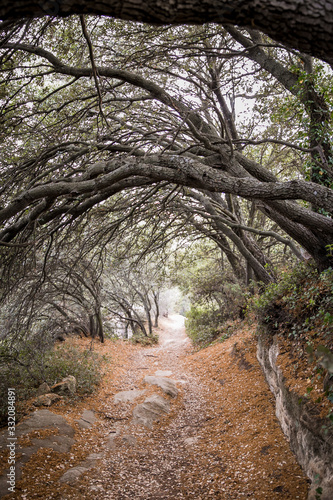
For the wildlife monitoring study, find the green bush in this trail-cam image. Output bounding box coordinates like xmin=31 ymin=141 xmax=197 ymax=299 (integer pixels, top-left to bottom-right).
xmin=251 ymin=262 xmax=333 ymax=421
xmin=129 ymin=334 xmax=159 ymax=346
xmin=185 ymin=305 xmax=225 ymax=345
xmin=0 ymin=342 xmax=106 ymax=427
xmin=43 ymin=345 xmax=105 ymax=393
xmin=251 ymin=262 xmax=333 ymax=342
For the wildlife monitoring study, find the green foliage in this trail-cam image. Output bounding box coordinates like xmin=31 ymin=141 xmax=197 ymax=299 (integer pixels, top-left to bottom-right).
xmin=129 ymin=334 xmax=159 ymax=346
xmin=326 ymin=244 xmax=333 ymax=257
xmin=251 ymin=261 xmax=333 ymax=416
xmin=315 ymin=487 xmax=323 ymax=500
xmin=43 ymin=344 xmax=106 ymax=393
xmin=173 ymin=240 xmax=246 ymax=342
xmin=306 ymin=344 xmax=333 ymax=420
xmin=252 ymin=262 xmax=333 ymax=342
xmin=306 ymin=345 xmax=333 ymax=373
xmin=265 ymin=62 xmax=333 ymax=190
xmin=185 ymin=305 xmax=226 ymax=346
xmin=0 ymin=341 xmax=106 ymax=427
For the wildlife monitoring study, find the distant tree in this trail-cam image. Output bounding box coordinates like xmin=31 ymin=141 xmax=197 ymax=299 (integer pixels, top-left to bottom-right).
xmin=171 ymin=238 xmax=245 ymax=344
xmin=102 ymin=239 xmax=169 ymax=337
xmin=0 ymin=251 xmax=105 ymax=344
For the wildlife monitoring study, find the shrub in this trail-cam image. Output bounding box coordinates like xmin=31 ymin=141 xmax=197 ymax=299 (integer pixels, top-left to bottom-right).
xmin=185 ymin=305 xmax=225 ymax=345
xmin=0 ymin=341 xmax=106 ymax=427
xmin=129 ymin=334 xmax=159 ymax=346
xmin=252 ymin=262 xmax=333 ymax=343
xmin=43 ymin=344 xmax=105 ymax=393
xmin=251 ymin=262 xmax=333 ymax=418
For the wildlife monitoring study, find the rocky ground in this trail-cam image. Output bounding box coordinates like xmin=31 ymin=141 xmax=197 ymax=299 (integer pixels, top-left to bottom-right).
xmin=0 ymin=315 xmax=309 ymax=499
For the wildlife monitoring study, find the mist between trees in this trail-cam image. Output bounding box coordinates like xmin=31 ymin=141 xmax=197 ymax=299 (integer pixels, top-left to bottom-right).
xmin=0 ymin=15 xmax=333 ymax=365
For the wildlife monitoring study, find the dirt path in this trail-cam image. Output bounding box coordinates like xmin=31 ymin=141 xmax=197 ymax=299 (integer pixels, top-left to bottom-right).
xmin=0 ymin=315 xmax=310 ymax=499
xmin=84 ymin=314 xmax=213 ymax=499
xmin=79 ymin=315 xmax=309 ymax=500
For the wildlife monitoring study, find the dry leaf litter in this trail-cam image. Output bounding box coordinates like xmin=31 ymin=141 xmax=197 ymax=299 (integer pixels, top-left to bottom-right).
xmin=0 ymin=314 xmax=310 ymax=499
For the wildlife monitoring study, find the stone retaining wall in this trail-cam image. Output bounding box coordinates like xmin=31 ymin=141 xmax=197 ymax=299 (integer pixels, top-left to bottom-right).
xmin=257 ymin=335 xmax=333 ymax=500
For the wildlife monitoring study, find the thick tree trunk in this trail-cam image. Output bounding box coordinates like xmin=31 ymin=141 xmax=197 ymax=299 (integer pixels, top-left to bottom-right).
xmin=144 ymin=301 xmax=153 ymax=336
xmin=1 ymin=1 xmax=333 ymax=65
xmin=260 ymin=200 xmax=333 ymax=271
xmin=133 ymin=288 xmax=153 ymax=335
xmin=123 ymin=309 xmax=136 ymax=337
xmin=96 ymin=308 xmax=104 ymax=343
xmin=88 ymin=309 xmax=104 ymax=342
xmin=89 ymin=313 xmax=97 ymax=339
xmin=153 ymin=291 xmax=159 ymax=328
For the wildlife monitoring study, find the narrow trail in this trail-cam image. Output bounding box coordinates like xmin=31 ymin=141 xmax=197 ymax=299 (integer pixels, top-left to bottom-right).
xmin=0 ymin=315 xmax=309 ymax=499
xmin=79 ymin=315 xmax=309 ymax=500
xmin=85 ymin=314 xmax=214 ymax=499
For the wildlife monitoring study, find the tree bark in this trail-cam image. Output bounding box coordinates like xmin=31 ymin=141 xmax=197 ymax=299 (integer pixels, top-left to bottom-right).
xmin=1 ymin=1 xmax=333 ymax=65
xmin=153 ymin=291 xmax=159 ymax=328
xmin=138 ymin=293 xmax=153 ymax=336
xmin=187 ymin=191 xmax=274 ymax=283
xmin=96 ymin=308 xmax=104 ymax=343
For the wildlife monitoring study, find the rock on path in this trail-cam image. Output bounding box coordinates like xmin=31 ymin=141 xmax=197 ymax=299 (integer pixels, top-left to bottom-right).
xmin=144 ymin=375 xmax=179 ymax=398
xmin=132 ymin=394 xmax=171 ymax=429
xmin=0 ymin=410 xmax=75 ymax=497
xmin=113 ymin=389 xmax=146 ymax=404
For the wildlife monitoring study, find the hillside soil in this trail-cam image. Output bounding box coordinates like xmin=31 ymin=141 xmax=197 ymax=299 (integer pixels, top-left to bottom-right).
xmin=0 ymin=315 xmax=310 ymax=499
